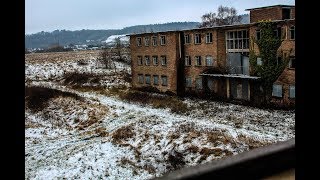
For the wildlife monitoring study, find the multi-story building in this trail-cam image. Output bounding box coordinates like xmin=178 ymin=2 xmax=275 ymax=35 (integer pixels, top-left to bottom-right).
xmin=129 ymin=5 xmax=295 ymax=108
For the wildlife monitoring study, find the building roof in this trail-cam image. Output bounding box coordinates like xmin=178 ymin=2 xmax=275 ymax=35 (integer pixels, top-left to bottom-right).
xmin=127 ymin=19 xmax=295 ymax=36
xmin=245 ymin=4 xmax=295 ymax=11
xmin=200 ymin=73 xmax=261 ymax=80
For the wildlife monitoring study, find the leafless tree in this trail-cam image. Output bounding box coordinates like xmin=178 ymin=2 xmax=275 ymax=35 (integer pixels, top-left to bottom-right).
xmin=199 ymin=5 xmax=242 ymax=28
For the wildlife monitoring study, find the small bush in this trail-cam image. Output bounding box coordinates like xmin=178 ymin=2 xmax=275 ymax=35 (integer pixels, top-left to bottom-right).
xmin=63 ymin=72 xmax=91 ymax=85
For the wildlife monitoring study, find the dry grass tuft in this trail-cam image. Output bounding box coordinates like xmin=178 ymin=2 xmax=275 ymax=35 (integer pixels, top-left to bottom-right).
xmin=111 ymin=126 xmax=136 ymax=144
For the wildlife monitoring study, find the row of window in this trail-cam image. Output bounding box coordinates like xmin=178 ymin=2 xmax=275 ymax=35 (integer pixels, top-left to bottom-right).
xmin=272 ymin=84 xmax=295 ymax=98
xmin=185 ymin=76 xmax=203 ymax=89
xmin=226 ymin=30 xmax=250 ymax=50
xmin=185 ymin=55 xmax=214 ymax=66
xmin=137 ymin=55 xmax=167 ymax=66
xmin=136 ymin=33 xmax=214 ymax=47
xmin=184 ymin=33 xmax=213 ymax=44
xmin=138 ymin=74 xmax=168 ymax=86
xmin=256 ymin=57 xmax=296 ymax=69
xmin=137 ymin=36 xmax=166 ymax=47
xmin=256 ymin=26 xmax=295 ymax=40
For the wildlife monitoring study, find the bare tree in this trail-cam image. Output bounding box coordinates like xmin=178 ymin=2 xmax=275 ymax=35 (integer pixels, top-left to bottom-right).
xmin=199 ymin=5 xmax=242 ymax=28
xmin=98 ymin=48 xmax=115 ymax=70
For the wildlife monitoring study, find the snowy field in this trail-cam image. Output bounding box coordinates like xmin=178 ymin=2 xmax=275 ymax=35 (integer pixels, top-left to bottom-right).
xmin=25 ymin=51 xmax=295 ymax=179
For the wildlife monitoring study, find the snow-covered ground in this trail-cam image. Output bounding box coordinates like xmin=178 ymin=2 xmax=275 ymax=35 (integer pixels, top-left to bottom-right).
xmin=25 ymin=52 xmax=295 ymax=179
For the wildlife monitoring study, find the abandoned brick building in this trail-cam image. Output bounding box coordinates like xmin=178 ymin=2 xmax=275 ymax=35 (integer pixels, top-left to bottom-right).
xmin=129 ymin=5 xmax=295 ymax=108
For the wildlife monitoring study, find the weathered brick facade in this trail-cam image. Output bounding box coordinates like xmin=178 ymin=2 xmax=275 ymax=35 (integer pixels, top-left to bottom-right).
xmin=130 ymin=31 xmax=181 ymax=93
xmin=129 ymin=5 xmax=295 ymax=108
xmin=247 ymin=5 xmax=295 ymax=23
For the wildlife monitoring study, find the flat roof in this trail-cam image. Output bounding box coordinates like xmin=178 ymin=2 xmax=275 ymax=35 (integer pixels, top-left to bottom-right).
xmin=245 ymin=4 xmax=295 ymax=11
xmin=127 ymin=18 xmax=295 ymax=36
xmin=200 ymin=73 xmax=261 ymax=80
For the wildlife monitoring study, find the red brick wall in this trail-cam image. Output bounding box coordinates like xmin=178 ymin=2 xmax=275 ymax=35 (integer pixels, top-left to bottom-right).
xmin=183 ymin=29 xmax=218 ymax=92
xmin=130 ymin=31 xmax=180 ymax=93
xmin=250 ymin=7 xmax=282 ymax=23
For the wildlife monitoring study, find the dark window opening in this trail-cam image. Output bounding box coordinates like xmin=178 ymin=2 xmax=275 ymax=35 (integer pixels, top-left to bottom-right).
xmin=282 ymin=8 xmax=291 ymax=19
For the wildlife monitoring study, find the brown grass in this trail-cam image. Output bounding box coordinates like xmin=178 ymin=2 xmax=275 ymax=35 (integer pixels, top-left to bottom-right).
xmin=237 ymin=134 xmax=271 ymax=150
xmin=25 ymin=86 xmax=83 ymax=112
xmin=111 ymin=126 xmax=136 ymax=144
xmin=118 ymin=90 xmax=190 ymax=114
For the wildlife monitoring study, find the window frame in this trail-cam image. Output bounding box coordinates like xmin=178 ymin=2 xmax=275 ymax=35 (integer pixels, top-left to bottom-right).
xmin=288 ymin=57 xmax=295 ymax=69
xmin=137 ymin=37 xmax=142 ymax=47
xmin=289 ymin=85 xmax=295 ymax=98
xmin=206 ymin=32 xmax=213 ymax=43
xmin=185 ymin=56 xmax=191 ymax=66
xmin=160 ymin=35 xmax=166 ymax=45
xmin=161 ymin=75 xmax=168 ymax=86
xmin=137 ymin=56 xmax=143 ymax=66
xmin=152 ymin=36 xmax=157 ymax=46
xmin=205 ymin=55 xmax=213 ymax=66
xmin=196 ymin=77 xmax=203 ymax=90
xmin=194 ymin=33 xmax=201 ymax=44
xmin=144 ymin=36 xmax=150 ymax=46
xmin=195 ymin=56 xmax=202 ymax=66
xmin=272 ymin=84 xmax=283 ymax=98
xmin=153 ymin=75 xmax=159 ymax=85
xmin=289 ymin=26 xmax=295 ymax=40
xmin=185 ymin=77 xmax=192 ymax=88
xmin=161 ymin=56 xmax=167 ymax=66
xmin=145 ymin=74 xmax=151 ymax=85
xmin=184 ymin=34 xmax=191 ymax=44
xmin=152 ymin=56 xmax=158 ymax=66
xmin=145 ymin=56 xmax=150 ymax=66
xmin=138 ymin=74 xmax=144 ymax=84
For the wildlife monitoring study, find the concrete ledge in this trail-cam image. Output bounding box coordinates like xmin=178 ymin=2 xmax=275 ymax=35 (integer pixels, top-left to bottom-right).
xmin=155 ymin=138 xmax=295 ymax=180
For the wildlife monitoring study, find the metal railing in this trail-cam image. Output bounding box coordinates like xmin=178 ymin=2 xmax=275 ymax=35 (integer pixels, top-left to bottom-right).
xmin=154 ymin=138 xmax=295 ymax=180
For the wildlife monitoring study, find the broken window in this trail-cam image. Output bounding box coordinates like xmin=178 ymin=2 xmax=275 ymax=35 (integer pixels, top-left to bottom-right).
xmin=152 ymin=36 xmax=157 ymax=46
xmin=137 ymin=56 xmax=143 ymax=66
xmin=196 ymin=77 xmax=203 ymax=90
xmin=145 ymin=56 xmax=150 ymax=66
xmin=288 ymin=58 xmax=295 ymax=69
xmin=160 ymin=35 xmax=166 ymax=45
xmin=207 ymin=79 xmax=214 ymax=91
xmin=195 ymin=56 xmax=202 ymax=66
xmin=145 ymin=75 xmax=151 ymax=85
xmin=282 ymin=8 xmax=291 ymax=19
xmin=272 ymin=84 xmax=283 ymax=97
xmin=185 ymin=77 xmax=192 ymax=87
xmin=138 ymin=74 xmax=144 ymax=84
xmin=195 ymin=34 xmax=201 ymax=44
xmin=185 ymin=56 xmax=191 ymax=66
xmin=206 ymin=32 xmax=213 ymax=43
xmin=161 ymin=75 xmax=168 ymax=86
xmin=289 ymin=85 xmax=295 ymax=98
xmin=290 ymin=26 xmax=295 ymax=40
xmin=153 ymin=75 xmax=159 ymax=85
xmin=161 ymin=56 xmax=167 ymax=66
xmin=185 ymin=34 xmax=190 ymax=44
xmin=206 ymin=56 xmax=213 ymax=66
xmin=152 ymin=56 xmax=158 ymax=65
xmin=137 ymin=37 xmax=142 ymax=46
xmin=226 ymin=30 xmax=249 ymax=50
xmin=144 ymin=37 xmax=150 ymax=46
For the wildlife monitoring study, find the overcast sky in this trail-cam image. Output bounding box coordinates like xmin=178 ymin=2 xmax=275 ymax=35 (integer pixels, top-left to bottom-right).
xmin=25 ymin=0 xmax=295 ymax=34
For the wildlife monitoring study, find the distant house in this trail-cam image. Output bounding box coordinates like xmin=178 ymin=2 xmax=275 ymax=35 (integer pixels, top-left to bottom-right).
xmin=128 ymin=5 xmax=295 ymax=108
